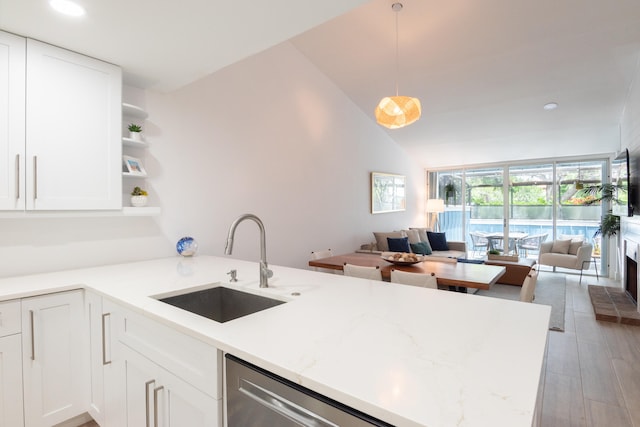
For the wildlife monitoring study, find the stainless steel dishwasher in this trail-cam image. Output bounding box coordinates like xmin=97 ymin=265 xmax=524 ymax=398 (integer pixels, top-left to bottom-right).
xmin=225 ymin=354 xmax=395 ymax=426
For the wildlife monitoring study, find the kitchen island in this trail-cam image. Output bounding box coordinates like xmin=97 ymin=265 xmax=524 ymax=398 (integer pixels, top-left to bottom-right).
xmin=0 ymin=256 xmax=550 ymax=426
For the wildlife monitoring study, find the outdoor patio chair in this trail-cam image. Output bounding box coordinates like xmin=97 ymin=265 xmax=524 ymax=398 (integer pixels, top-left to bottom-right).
xmin=469 ymin=231 xmax=489 ymax=258
xmin=518 ymin=233 xmax=549 ymax=258
xmin=487 ymin=235 xmax=516 ymax=254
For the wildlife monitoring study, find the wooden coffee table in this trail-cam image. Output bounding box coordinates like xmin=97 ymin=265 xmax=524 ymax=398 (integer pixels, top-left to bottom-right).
xmin=308 ymin=253 xmax=505 ymax=291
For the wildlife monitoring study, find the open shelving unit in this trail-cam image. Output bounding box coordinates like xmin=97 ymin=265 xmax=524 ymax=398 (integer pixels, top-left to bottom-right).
xmin=122 ymin=102 xmax=160 ymax=217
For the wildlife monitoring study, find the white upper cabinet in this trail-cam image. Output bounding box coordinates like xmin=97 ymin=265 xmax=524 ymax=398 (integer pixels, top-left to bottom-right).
xmin=0 ymin=31 xmax=26 ymax=210
xmin=25 ymin=39 xmax=122 ymax=210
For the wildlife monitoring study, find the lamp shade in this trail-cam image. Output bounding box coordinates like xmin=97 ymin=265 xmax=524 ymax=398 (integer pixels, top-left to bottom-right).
xmin=426 ymin=198 xmax=445 ymax=213
xmin=375 ymin=96 xmax=422 ymax=129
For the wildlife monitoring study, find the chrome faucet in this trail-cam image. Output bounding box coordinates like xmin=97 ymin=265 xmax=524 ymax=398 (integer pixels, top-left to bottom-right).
xmin=224 ymin=214 xmax=273 ymax=288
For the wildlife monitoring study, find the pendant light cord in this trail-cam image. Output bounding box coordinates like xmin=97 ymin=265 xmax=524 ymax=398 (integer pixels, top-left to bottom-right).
xmin=394 ymin=3 xmax=401 ymax=96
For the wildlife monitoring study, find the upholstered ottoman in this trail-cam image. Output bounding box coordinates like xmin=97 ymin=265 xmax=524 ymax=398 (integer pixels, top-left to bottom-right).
xmin=483 ymin=258 xmax=536 ymax=286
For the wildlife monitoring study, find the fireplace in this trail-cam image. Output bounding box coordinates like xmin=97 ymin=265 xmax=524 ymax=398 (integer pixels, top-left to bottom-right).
xmin=625 ymin=239 xmax=639 ymax=303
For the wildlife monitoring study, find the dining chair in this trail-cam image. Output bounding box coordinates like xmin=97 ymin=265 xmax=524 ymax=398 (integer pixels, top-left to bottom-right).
xmin=310 ymin=249 xmax=340 ymax=274
xmin=519 ymin=268 xmax=538 ymax=302
xmin=390 ymin=269 xmax=438 ymax=289
xmin=343 ymin=263 xmax=382 ymax=281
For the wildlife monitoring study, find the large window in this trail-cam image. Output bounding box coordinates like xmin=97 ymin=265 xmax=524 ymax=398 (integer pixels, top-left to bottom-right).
xmin=428 ymin=158 xmax=607 ymax=274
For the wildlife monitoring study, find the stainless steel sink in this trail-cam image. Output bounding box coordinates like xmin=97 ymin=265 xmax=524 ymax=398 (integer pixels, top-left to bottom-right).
xmin=157 ymin=286 xmax=285 ymax=323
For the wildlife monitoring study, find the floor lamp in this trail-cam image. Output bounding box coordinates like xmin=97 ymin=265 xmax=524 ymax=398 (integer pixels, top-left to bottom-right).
xmin=426 ymin=199 xmax=445 ymax=232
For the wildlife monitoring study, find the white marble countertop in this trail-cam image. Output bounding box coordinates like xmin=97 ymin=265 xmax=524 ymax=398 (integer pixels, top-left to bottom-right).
xmin=0 ymin=255 xmax=550 ymax=427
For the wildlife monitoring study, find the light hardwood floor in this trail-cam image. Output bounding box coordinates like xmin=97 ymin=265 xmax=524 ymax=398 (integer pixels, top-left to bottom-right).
xmin=538 ymin=271 xmax=640 ymax=427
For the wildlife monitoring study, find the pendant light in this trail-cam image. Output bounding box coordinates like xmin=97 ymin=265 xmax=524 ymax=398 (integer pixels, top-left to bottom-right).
xmin=375 ymin=2 xmax=421 ymax=129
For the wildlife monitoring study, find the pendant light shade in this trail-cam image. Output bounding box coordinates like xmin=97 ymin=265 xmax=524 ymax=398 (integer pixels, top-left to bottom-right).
xmin=375 ymin=3 xmax=421 ymax=129
xmin=375 ymin=96 xmax=422 ymax=129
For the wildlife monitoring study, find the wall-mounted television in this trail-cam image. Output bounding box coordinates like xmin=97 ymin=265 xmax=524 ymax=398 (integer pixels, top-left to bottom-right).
xmin=612 ymin=148 xmax=633 ymax=217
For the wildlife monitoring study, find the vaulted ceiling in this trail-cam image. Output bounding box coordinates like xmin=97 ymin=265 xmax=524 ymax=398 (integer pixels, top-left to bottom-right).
xmin=2 ymin=0 xmax=640 ymax=167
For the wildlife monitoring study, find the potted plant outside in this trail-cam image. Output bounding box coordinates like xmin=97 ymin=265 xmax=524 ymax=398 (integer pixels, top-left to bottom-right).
xmin=576 ymin=183 xmax=622 ymax=239
xmin=577 ymin=183 xmax=622 ymax=272
xmin=444 ymin=182 xmax=457 ymax=206
xmin=130 ymin=186 xmax=148 ymax=207
xmin=128 ymin=123 xmax=142 ymax=141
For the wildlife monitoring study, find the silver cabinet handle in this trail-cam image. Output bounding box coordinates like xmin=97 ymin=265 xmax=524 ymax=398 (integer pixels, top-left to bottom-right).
xmin=33 ymin=156 xmax=37 ymax=200
xmin=29 ymin=310 xmax=35 ymax=360
xmin=145 ymin=380 xmax=155 ymax=427
xmin=101 ymin=313 xmax=111 ymax=365
xmin=15 ymin=154 xmax=19 ymax=200
xmin=239 ymin=378 xmax=338 ymax=427
xmin=153 ymin=385 xmax=164 ymax=427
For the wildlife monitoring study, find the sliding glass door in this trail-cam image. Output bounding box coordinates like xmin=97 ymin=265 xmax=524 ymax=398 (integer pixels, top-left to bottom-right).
xmin=429 ymin=158 xmax=607 ymax=275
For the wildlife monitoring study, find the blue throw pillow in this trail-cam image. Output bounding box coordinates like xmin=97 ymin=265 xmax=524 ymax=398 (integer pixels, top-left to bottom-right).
xmin=410 ymin=241 xmax=432 ymax=255
xmin=387 ymin=237 xmax=411 ymax=253
xmin=427 ymin=232 xmax=449 ymax=251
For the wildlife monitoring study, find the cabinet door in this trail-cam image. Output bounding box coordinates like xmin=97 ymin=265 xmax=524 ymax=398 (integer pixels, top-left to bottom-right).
xmin=22 ymin=290 xmax=89 ymax=427
xmin=86 ymin=291 xmax=112 ymax=426
xmin=119 ymin=345 xmax=220 ymax=427
xmin=0 ymin=31 xmax=25 ymax=210
xmin=0 ymin=334 xmax=24 ymax=426
xmin=25 ymin=39 xmax=122 ymax=210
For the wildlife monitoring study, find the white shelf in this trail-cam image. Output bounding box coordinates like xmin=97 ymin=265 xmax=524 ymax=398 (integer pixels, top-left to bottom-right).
xmin=122 ymin=103 xmax=148 ymax=119
xmin=122 ymin=207 xmax=161 ymax=216
xmin=123 ymin=172 xmax=147 ymax=179
xmin=0 ymin=207 xmax=161 ymax=218
xmin=122 ymin=137 xmax=148 ymax=148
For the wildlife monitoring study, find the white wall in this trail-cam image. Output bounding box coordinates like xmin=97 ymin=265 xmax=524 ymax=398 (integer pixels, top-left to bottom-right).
xmin=146 ymin=41 xmax=425 ymax=270
xmin=621 ymin=69 xmax=640 ymax=153
xmin=0 ymin=41 xmax=424 ymax=278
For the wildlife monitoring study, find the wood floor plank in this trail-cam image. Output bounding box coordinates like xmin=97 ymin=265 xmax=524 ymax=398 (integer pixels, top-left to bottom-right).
xmin=585 ymin=399 xmax=632 ymax=427
xmin=612 ymin=358 xmax=640 ymax=426
xmin=546 ymin=330 xmax=581 ymax=378
xmin=602 ymin=322 xmax=640 ymax=363
xmin=578 ymin=339 xmax=626 ymax=407
xmin=571 ymin=279 xmax=600 ymax=314
xmin=574 ymin=311 xmax=608 ymax=346
xmin=540 ymin=371 xmax=586 ymax=427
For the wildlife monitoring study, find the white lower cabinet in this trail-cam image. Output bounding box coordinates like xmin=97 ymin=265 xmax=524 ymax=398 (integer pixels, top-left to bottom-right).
xmin=0 ymin=299 xmax=24 ymax=426
xmin=22 ymin=290 xmax=88 ymax=427
xmin=98 ymin=296 xmax=222 ymax=427
xmin=86 ymin=291 xmax=112 ymax=426
xmin=120 ymin=345 xmax=219 ymax=426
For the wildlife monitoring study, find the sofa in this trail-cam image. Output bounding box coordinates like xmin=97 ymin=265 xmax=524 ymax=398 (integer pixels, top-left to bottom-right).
xmin=538 ymin=239 xmax=593 ymax=282
xmin=356 ymin=228 xmax=467 ymax=260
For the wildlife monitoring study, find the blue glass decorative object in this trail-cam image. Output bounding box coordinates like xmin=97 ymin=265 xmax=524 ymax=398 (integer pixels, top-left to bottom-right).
xmin=176 ymin=236 xmax=198 ymax=257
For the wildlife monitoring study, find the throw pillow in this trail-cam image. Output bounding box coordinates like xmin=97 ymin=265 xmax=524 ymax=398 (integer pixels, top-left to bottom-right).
xmin=387 ymin=237 xmax=411 ymax=253
xmin=427 ymin=232 xmax=449 ymax=251
xmin=373 ymin=231 xmax=405 ymax=252
xmin=568 ymin=240 xmax=583 ymax=255
xmin=402 ymin=229 xmax=421 ymax=244
xmin=410 ymin=227 xmax=432 ymax=243
xmin=410 ymin=241 xmax=432 ymax=255
xmin=551 ymin=239 xmax=571 ymax=254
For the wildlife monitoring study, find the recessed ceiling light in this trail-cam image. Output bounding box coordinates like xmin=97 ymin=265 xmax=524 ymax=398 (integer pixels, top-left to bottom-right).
xmin=49 ymin=0 xmax=85 ymax=17
xmin=543 ymin=102 xmax=558 ymax=111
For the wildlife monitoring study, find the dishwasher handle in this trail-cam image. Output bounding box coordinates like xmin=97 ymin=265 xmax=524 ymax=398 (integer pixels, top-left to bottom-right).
xmin=239 ymin=378 xmax=339 ymax=427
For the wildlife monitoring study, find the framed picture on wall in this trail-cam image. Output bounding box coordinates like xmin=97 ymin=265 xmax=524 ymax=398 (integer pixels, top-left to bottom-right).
xmin=371 ymin=172 xmax=406 ymax=214
xmin=122 ymin=155 xmax=147 ymax=177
